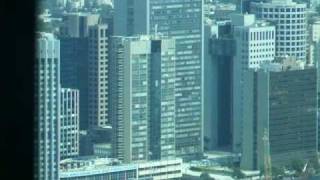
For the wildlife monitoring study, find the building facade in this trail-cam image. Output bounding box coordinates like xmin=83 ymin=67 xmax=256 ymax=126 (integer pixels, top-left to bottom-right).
xmin=111 ymin=35 xmax=176 ymax=163
xmin=60 ymin=37 xmax=88 ymax=130
xmin=137 ymin=158 xmax=183 ymax=180
xmin=251 ymin=0 xmax=307 ymax=60
xmin=60 ymin=88 xmax=80 ymax=159
xmin=241 ymin=59 xmax=318 ymax=170
xmin=88 ymin=23 xmax=112 ymax=128
xmin=231 ymin=14 xmax=276 ymax=155
xmin=60 ymin=157 xmax=137 ymax=180
xmin=35 ymin=32 xmax=61 ymax=180
xmin=209 ymin=21 xmax=235 ymax=150
xmin=60 ymin=13 xmax=100 ymax=38
xmin=114 ymin=0 xmax=204 ymax=160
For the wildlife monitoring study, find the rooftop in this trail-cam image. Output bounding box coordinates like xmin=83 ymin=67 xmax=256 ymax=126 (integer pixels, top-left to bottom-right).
xmin=259 ymin=57 xmax=310 ymax=72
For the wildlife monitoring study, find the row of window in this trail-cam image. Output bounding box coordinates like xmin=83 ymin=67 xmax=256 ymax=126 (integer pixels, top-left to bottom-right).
xmin=259 ymin=7 xmax=306 ymax=13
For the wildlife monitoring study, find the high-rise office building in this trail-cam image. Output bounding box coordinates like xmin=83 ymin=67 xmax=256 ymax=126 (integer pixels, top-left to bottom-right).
xmin=240 ymin=58 xmax=318 ymax=170
xmin=88 ymin=23 xmax=111 ymax=128
xmin=60 ymin=37 xmax=88 ymax=130
xmin=209 ymin=20 xmax=235 ymax=150
xmin=35 ymin=32 xmax=61 ymax=180
xmin=204 ymin=20 xmax=218 ymax=151
xmin=111 ymin=35 xmax=176 ymax=163
xmin=60 ymin=88 xmax=80 ymax=159
xmin=251 ymin=0 xmax=307 ymax=60
xmin=231 ymin=14 xmax=276 ymax=154
xmin=59 ymin=13 xmax=100 ymax=130
xmin=114 ymin=0 xmax=203 ymax=160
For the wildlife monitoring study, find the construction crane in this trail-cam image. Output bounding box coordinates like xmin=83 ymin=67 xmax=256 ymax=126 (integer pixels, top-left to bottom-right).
xmin=263 ymin=128 xmax=272 ymax=180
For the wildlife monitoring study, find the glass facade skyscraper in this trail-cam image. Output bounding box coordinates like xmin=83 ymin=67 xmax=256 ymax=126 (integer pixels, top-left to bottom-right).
xmin=114 ymin=0 xmax=204 ymax=160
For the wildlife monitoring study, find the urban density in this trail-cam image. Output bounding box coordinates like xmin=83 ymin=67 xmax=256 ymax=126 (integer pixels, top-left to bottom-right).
xmin=35 ymin=0 xmax=320 ymax=179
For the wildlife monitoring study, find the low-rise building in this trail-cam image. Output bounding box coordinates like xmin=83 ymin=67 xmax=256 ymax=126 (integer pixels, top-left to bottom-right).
xmin=60 ymin=157 xmax=136 ymax=180
xmin=60 ymin=157 xmax=183 ymax=180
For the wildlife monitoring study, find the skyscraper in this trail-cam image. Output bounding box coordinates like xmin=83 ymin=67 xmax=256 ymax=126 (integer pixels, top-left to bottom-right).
xmin=241 ymin=58 xmax=318 ymax=170
xmin=59 ymin=13 xmax=100 ymax=130
xmin=88 ymin=23 xmax=111 ymax=129
xmin=35 ymin=32 xmax=60 ymax=180
xmin=251 ymin=0 xmax=307 ymax=60
xmin=111 ymin=35 xmax=176 ymax=163
xmin=60 ymin=88 xmax=79 ymax=160
xmin=209 ymin=20 xmax=235 ymax=150
xmin=231 ymin=13 xmax=276 ymax=154
xmin=114 ymin=0 xmax=204 ymax=160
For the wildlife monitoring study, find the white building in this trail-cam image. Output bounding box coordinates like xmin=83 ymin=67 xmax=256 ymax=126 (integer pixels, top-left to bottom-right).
xmin=251 ymin=0 xmax=307 ymax=60
xmin=60 ymin=88 xmax=79 ymax=159
xmin=35 ymin=32 xmax=61 ymax=180
xmin=230 ymin=14 xmax=276 ymax=162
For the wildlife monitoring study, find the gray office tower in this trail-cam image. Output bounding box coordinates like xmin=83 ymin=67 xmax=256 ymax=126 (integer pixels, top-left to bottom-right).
xmin=60 ymin=88 xmax=80 ymax=160
xmin=88 ymin=23 xmax=112 ymax=128
xmin=35 ymin=32 xmax=60 ymax=180
xmin=209 ymin=21 xmax=235 ymax=150
xmin=240 ymin=58 xmax=318 ymax=170
xmin=251 ymin=0 xmax=307 ymax=60
xmin=110 ymin=35 xmax=176 ymax=162
xmin=114 ymin=0 xmax=204 ymax=160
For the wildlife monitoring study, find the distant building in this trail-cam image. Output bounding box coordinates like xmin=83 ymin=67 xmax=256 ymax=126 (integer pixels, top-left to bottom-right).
xmin=59 ymin=156 xmax=182 ymax=180
xmin=137 ymin=158 xmax=183 ymax=180
xmin=60 ymin=88 xmax=80 ymax=159
xmin=110 ymin=35 xmax=176 ymax=163
xmin=231 ymin=14 xmax=276 ymax=157
xmin=213 ymin=3 xmax=237 ymax=20
xmin=79 ymin=130 xmax=93 ymax=156
xmin=59 ymin=12 xmax=100 ymax=130
xmin=59 ymin=157 xmax=137 ymax=180
xmin=60 ymin=37 xmax=88 ymax=130
xmin=114 ymin=0 xmax=203 ymax=160
xmin=209 ymin=20 xmax=235 ymax=150
xmin=241 ymin=58 xmax=318 ymax=170
xmin=88 ymin=23 xmax=112 ymax=128
xmin=35 ymin=32 xmax=60 ymax=180
xmin=93 ymin=143 xmax=112 ymax=158
xmin=60 ymin=13 xmax=100 ymax=38
xmin=251 ymin=0 xmax=307 ymax=60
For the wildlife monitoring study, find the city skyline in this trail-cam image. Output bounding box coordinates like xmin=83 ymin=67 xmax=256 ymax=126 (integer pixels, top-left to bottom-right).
xmin=33 ymin=0 xmax=320 ymax=179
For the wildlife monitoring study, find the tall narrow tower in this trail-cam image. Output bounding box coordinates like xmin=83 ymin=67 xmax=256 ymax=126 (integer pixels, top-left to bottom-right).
xmin=263 ymin=129 xmax=272 ymax=180
xmin=35 ymin=32 xmax=60 ymax=180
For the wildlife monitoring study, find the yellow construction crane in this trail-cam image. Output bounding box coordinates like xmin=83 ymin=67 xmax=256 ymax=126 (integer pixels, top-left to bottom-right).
xmin=263 ymin=128 xmax=272 ymax=180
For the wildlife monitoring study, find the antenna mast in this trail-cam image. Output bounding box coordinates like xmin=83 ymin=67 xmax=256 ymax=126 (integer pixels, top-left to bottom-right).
xmin=263 ymin=128 xmax=272 ymax=180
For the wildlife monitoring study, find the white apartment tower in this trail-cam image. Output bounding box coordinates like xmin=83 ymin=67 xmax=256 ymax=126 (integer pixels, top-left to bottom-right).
xmin=231 ymin=14 xmax=276 ymax=155
xmin=60 ymin=88 xmax=79 ymax=159
xmin=251 ymin=0 xmax=307 ymax=60
xmin=35 ymin=32 xmax=61 ymax=180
